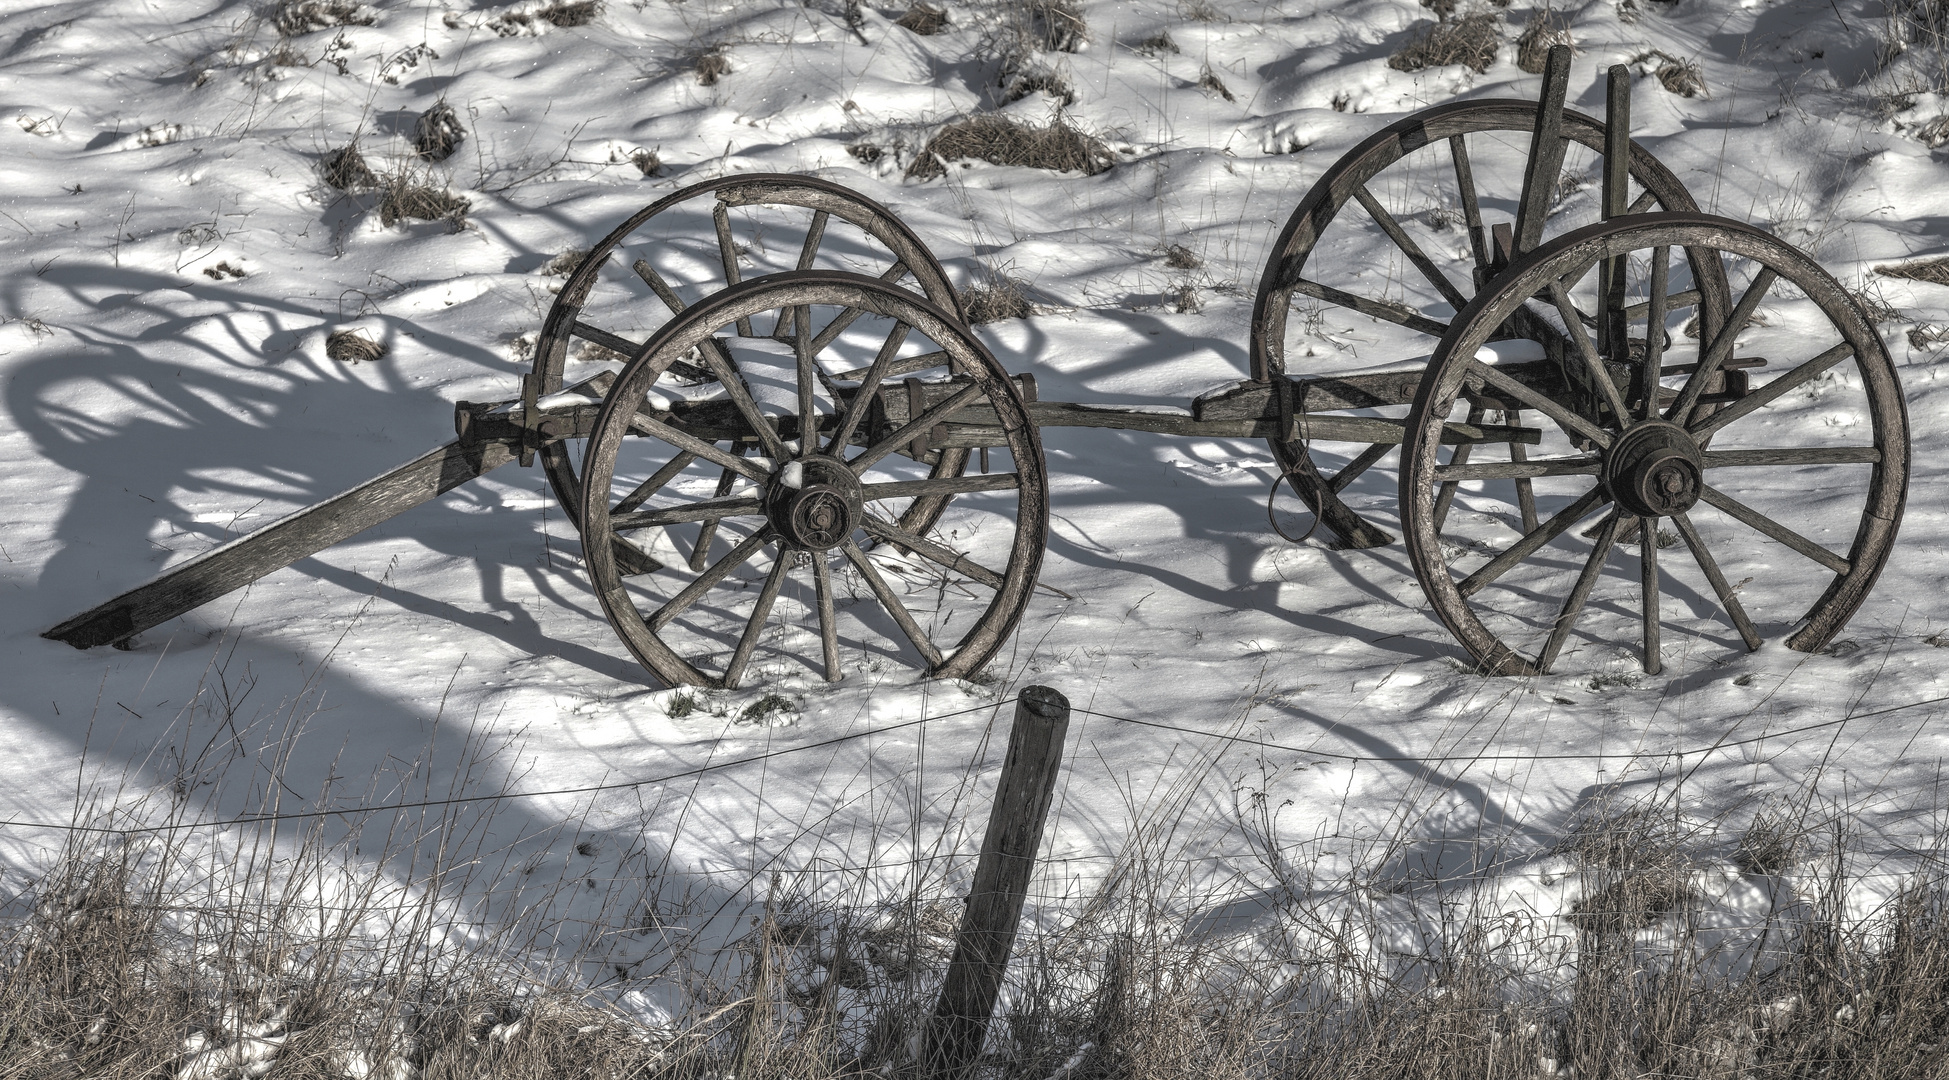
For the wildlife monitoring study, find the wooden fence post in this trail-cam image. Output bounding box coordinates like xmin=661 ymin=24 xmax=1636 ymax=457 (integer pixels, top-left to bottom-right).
xmin=922 ymin=685 xmax=1071 ymax=1079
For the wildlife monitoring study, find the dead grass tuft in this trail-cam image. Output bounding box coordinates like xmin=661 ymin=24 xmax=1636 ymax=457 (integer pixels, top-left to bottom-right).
xmin=895 ymin=3 xmax=948 ymax=34
xmin=537 ymin=0 xmax=601 ymax=27
xmin=1389 ymin=13 xmax=1501 ymax=74
xmin=1005 ymin=70 xmax=1076 ymax=105
xmin=1877 ymin=254 xmax=1949 ymax=286
xmin=693 ymin=46 xmax=730 ymax=85
xmin=326 ymin=329 xmax=385 ymax=363
xmin=1635 ymin=49 xmax=1707 ymax=97
xmin=413 ymin=101 xmax=465 ymax=161
xmin=630 ymin=147 xmax=661 ymax=177
xmin=320 ymin=144 xmax=377 ymax=190
xmin=1196 ymin=64 xmax=1237 ymax=102
xmin=1171 ymin=283 xmax=1204 ymax=314
xmin=1026 ymin=0 xmax=1088 ymax=52
xmin=1135 ymin=30 xmax=1179 ymax=55
xmin=1163 ymin=243 xmax=1202 ymax=269
xmin=273 ymin=0 xmax=374 ymax=36
xmin=847 ymin=142 xmax=884 ymax=164
xmin=906 ymin=114 xmax=1116 ymax=180
xmin=959 ymin=272 xmax=1036 ymax=323
xmin=378 ymin=177 xmax=470 ymax=228
xmin=1516 ymin=8 xmax=1573 ymax=73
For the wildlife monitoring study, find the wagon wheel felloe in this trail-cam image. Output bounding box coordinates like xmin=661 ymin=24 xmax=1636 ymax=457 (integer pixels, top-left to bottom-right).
xmin=580 ymin=271 xmax=1049 ymax=689
xmin=531 ymin=175 xmax=975 ymax=559
xmin=1400 ymin=214 xmax=1908 ymax=677
xmin=1250 ymin=60 xmax=1730 ymax=549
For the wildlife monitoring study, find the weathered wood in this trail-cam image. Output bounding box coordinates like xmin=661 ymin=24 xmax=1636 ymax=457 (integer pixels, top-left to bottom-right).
xmin=44 ymin=436 xmax=522 ymax=650
xmin=924 ymin=686 xmax=1070 ymax=1080
xmin=1513 ymin=45 xmax=1573 ymax=255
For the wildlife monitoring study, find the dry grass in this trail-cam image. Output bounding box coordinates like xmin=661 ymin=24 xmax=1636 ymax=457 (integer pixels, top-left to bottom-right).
xmin=1877 ymin=255 xmax=1949 ymax=286
xmin=1025 ymin=0 xmax=1088 ymax=52
xmin=414 ymin=101 xmax=465 ymax=162
xmin=693 ymin=46 xmax=731 ymax=86
xmin=895 ymin=3 xmax=949 ymax=34
xmin=378 ymin=177 xmax=470 ymax=228
xmin=326 ymin=329 xmax=385 ymax=363
xmin=320 ymin=144 xmax=377 ymax=191
xmin=630 ymin=148 xmax=661 ymax=177
xmin=906 ymin=115 xmax=1116 ymax=180
xmin=960 ymin=272 xmax=1036 ymax=323
xmin=1135 ymin=30 xmax=1179 ymax=55
xmin=1515 ymin=8 xmax=1572 ymax=74
xmin=1164 ymin=244 xmax=1202 ymax=270
xmin=1004 ymin=70 xmax=1076 ymax=106
xmin=1197 ymin=64 xmax=1237 ymax=102
xmin=273 ymin=0 xmax=373 ymax=37
xmin=1636 ymin=49 xmax=1708 ymax=97
xmin=1388 ymin=13 xmax=1501 ymax=74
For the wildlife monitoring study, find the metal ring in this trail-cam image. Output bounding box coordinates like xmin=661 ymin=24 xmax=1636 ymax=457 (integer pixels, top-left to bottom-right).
xmin=1266 ymin=470 xmax=1320 ymax=544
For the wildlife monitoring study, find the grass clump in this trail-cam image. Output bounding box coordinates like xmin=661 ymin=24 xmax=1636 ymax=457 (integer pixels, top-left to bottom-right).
xmin=692 ymin=46 xmax=730 ymax=86
xmin=537 ymin=0 xmax=601 ymax=26
xmin=413 ymin=101 xmax=465 ymax=161
xmin=959 ymin=271 xmax=1036 ymax=323
xmin=1135 ymin=30 xmax=1179 ymax=55
xmin=378 ymin=177 xmax=470 ymax=227
xmin=906 ymin=114 xmax=1116 ymax=179
xmin=1515 ymin=8 xmax=1572 ymax=73
xmin=1005 ymin=69 xmax=1076 ymax=105
xmin=739 ymin=693 xmax=797 ymax=725
xmin=320 ymin=143 xmax=377 ymax=190
xmin=326 ymin=329 xmax=385 ymax=363
xmin=630 ymin=147 xmax=661 ymax=176
xmin=1389 ymin=13 xmax=1501 ymax=74
xmin=1635 ymin=49 xmax=1707 ymax=97
xmin=1163 ymin=243 xmax=1202 ymax=269
xmin=847 ymin=142 xmax=884 ymax=164
xmin=894 ymin=3 xmax=948 ymax=34
xmin=1196 ymin=64 xmax=1237 ymax=102
xmin=1877 ymin=254 xmax=1949 ymax=286
xmin=1026 ymin=0 xmax=1088 ymax=51
xmin=273 ymin=0 xmax=374 ymax=36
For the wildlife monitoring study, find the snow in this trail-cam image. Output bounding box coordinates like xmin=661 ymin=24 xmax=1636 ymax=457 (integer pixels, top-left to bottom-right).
xmin=2 ymin=0 xmax=1949 ymax=1031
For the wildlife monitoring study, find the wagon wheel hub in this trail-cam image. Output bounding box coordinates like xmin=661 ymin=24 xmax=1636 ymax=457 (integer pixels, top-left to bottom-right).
xmin=1603 ymin=420 xmax=1703 ymax=519
xmin=768 ymin=456 xmax=863 ymax=551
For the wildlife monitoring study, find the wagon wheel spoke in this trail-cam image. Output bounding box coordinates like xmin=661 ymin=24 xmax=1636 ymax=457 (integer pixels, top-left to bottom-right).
xmin=611 ymin=495 xmax=765 ymax=531
xmin=1696 ymin=485 xmax=1850 ymax=574
xmin=1635 ymin=245 xmax=1671 ymax=421
xmin=1690 ymin=341 xmax=1853 ymax=440
xmin=841 ymin=539 xmax=946 ymax=668
xmin=696 ymin=338 xmax=791 ymax=461
xmin=1433 ymin=456 xmax=1602 ymax=482
xmin=1353 ymin=186 xmax=1470 ymax=310
xmin=850 ymin=382 xmax=987 ymax=474
xmin=722 ymin=555 xmax=790 ymax=690
xmin=812 ymin=556 xmax=841 ymax=682
xmin=860 ymin=517 xmax=1009 ymax=590
xmin=1549 ymin=282 xmax=1632 ymax=423
xmin=829 ymin=322 xmax=910 ymax=452
xmin=861 ymin=474 xmax=1020 ymax=501
xmin=808 ymin=261 xmax=912 ymax=356
xmin=1667 ymin=266 xmax=1776 ymax=425
xmin=1330 ymin=442 xmax=1395 ymax=493
xmin=692 ymin=443 xmax=751 ymax=571
xmin=1450 ymin=134 xmax=1488 ymax=269
xmin=1431 ymin=404 xmax=1487 ymax=529
xmin=1288 ymin=278 xmax=1449 ymax=338
xmin=615 ymin=451 xmax=698 ymax=514
xmin=712 ymin=203 xmax=756 ymax=337
xmin=1639 ymin=516 xmax=1661 ymax=674
xmin=1539 ymin=511 xmax=1628 ymax=674
xmin=1465 ymin=358 xmax=1613 ymax=449
xmin=1626 ymin=188 xmax=1659 ymax=215
xmin=1700 ymin=447 xmax=1881 ymax=468
xmin=648 ymin=528 xmax=775 ymax=631
xmin=628 ymin=413 xmax=771 ymax=484
xmin=1457 ymin=485 xmax=1611 ymax=598
xmin=1504 ymin=410 xmax=1539 ymax=531
xmin=1668 ymin=510 xmax=1761 ymax=650
xmin=631 ymin=258 xmax=689 ymax=316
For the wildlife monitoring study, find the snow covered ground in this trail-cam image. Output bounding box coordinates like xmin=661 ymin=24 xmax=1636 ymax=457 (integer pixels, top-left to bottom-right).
xmin=3 ymin=0 xmax=1949 ymax=1022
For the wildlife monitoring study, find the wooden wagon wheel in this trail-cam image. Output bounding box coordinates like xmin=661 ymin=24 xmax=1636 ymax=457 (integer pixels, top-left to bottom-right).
xmin=1249 ymin=88 xmax=1731 ymax=549
xmin=533 ymin=175 xmax=974 ymax=560
xmin=1400 ymin=213 xmax=1908 ymax=676
xmin=580 ymin=271 xmax=1049 ymax=689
